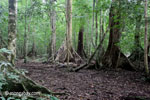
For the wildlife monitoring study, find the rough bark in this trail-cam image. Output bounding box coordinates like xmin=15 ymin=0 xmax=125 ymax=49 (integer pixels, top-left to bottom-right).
xmin=102 ymin=0 xmax=134 ymax=70
xmin=8 ymin=0 xmax=17 ymax=65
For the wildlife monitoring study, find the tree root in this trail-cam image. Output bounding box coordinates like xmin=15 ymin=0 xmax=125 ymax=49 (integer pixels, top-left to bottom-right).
xmin=55 ymin=41 xmax=83 ymax=64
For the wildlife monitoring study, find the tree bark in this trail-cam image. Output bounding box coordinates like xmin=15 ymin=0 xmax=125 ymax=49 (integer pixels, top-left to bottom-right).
xmin=144 ymin=0 xmax=149 ymax=76
xmin=8 ymin=0 xmax=17 ymax=65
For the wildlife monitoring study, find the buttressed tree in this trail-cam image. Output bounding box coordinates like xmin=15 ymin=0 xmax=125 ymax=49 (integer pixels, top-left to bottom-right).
xmin=102 ymin=0 xmax=134 ymax=70
xmin=55 ymin=0 xmax=83 ymax=64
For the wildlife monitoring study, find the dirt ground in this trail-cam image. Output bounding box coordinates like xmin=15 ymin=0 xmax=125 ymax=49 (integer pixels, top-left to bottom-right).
xmin=16 ymin=61 xmax=150 ymax=100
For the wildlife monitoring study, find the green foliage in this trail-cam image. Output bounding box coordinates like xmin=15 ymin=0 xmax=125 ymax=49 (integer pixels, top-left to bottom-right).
xmin=0 ymin=0 xmax=150 ymax=57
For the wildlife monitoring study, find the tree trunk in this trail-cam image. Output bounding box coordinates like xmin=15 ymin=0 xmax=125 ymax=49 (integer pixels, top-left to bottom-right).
xmin=95 ymin=7 xmax=98 ymax=47
xmin=91 ymin=0 xmax=95 ymax=48
xmin=8 ymin=0 xmax=17 ymax=65
xmin=49 ymin=0 xmax=56 ymax=61
xmin=24 ymin=0 xmax=27 ymax=63
xmin=55 ymin=0 xmax=83 ymax=65
xmin=66 ymin=0 xmax=73 ymax=64
xmin=77 ymin=27 xmax=84 ymax=58
xmin=99 ymin=10 xmax=104 ymax=42
xmin=102 ymin=0 xmax=134 ymax=70
xmin=144 ymin=0 xmax=149 ymax=76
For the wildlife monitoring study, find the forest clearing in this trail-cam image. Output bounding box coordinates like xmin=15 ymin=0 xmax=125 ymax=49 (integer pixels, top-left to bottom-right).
xmin=0 ymin=0 xmax=150 ymax=100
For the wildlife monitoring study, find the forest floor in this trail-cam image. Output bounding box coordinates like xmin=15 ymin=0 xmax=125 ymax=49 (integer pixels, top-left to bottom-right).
xmin=16 ymin=61 xmax=150 ymax=100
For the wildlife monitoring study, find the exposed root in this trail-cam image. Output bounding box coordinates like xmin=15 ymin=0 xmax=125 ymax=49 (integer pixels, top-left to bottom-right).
xmin=55 ymin=41 xmax=84 ymax=65
xmin=102 ymin=45 xmax=135 ymax=71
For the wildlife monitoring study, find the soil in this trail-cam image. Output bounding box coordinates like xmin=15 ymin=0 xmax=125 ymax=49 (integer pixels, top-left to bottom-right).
xmin=16 ymin=61 xmax=150 ymax=100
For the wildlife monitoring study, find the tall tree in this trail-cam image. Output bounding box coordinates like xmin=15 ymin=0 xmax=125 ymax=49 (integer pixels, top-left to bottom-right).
xmin=66 ymin=0 xmax=72 ymax=65
xmin=8 ymin=0 xmax=17 ymax=65
xmin=55 ymin=0 xmax=82 ymax=64
xmin=144 ymin=0 xmax=149 ymax=76
xmin=49 ymin=0 xmax=56 ymax=60
xmin=102 ymin=0 xmax=133 ymax=69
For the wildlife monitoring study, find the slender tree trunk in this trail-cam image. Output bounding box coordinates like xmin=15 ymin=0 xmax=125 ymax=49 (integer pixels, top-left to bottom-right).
xmin=91 ymin=0 xmax=95 ymax=48
xmin=95 ymin=8 xmax=98 ymax=46
xmin=8 ymin=0 xmax=17 ymax=65
xmin=49 ymin=0 xmax=56 ymax=60
xmin=66 ymin=0 xmax=72 ymax=65
xmin=99 ymin=10 xmax=103 ymax=42
xmin=144 ymin=0 xmax=149 ymax=76
xmin=24 ymin=0 xmax=27 ymax=63
xmin=77 ymin=27 xmax=84 ymax=57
